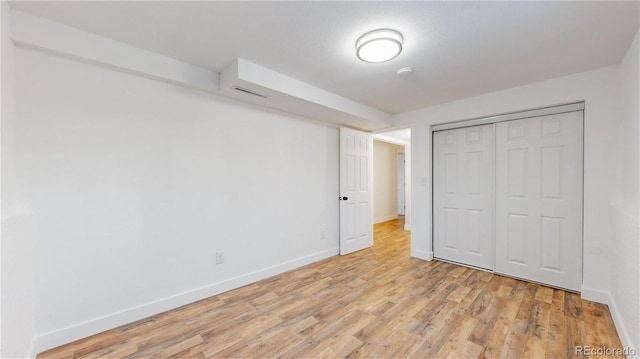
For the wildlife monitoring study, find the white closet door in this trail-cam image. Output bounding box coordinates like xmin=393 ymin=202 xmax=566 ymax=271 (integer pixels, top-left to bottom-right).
xmin=495 ymin=111 xmax=583 ymax=291
xmin=434 ymin=125 xmax=494 ymax=270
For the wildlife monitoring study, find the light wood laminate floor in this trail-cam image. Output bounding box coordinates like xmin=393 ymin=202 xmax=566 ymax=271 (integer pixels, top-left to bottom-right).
xmin=39 ymin=218 xmax=623 ymax=358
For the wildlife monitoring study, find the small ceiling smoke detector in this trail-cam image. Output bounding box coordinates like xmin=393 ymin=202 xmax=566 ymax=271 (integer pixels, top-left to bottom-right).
xmin=396 ymin=67 xmax=414 ymax=76
xmin=356 ymin=29 xmax=403 ymax=63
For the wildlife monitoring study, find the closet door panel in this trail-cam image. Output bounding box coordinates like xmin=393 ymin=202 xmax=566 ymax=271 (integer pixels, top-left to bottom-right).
xmin=434 ymin=124 xmax=494 ymax=270
xmin=495 ymin=111 xmax=583 ymax=291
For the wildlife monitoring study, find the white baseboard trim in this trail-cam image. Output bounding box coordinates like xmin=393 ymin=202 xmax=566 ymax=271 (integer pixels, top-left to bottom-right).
xmin=411 ymin=249 xmax=433 ymax=261
xmin=404 ymin=224 xmax=411 ymax=231
xmin=608 ymin=295 xmax=638 ymax=358
xmin=374 ymin=214 xmax=398 ymax=224
xmin=32 ymin=246 xmax=339 ymax=355
xmin=26 ymin=336 xmax=37 ymax=359
xmin=580 ymin=286 xmax=609 ymax=304
xmin=581 ymin=286 xmax=638 ymax=358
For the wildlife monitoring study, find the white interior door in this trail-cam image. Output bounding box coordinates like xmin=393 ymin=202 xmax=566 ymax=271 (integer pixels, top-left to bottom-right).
xmin=495 ymin=111 xmax=583 ymax=291
xmin=433 ymin=124 xmax=494 ymax=270
xmin=397 ymin=152 xmax=405 ymax=215
xmin=340 ymin=127 xmax=373 ymax=255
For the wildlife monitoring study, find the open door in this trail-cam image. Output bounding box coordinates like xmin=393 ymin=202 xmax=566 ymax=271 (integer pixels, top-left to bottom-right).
xmin=340 ymin=127 xmax=373 ymax=255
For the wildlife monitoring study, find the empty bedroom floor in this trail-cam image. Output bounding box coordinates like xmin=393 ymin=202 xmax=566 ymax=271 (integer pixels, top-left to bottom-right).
xmin=38 ymin=218 xmax=623 ymax=358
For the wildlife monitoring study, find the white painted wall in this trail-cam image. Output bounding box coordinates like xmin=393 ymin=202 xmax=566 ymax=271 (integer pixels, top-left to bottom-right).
xmin=373 ymin=140 xmax=403 ymax=223
xmin=1 ymin=2 xmax=37 ymax=358
xmin=620 ymin=30 xmax=640 ymax=208
xmin=394 ymin=31 xmax=639 ymax=351
xmin=14 ymin=46 xmax=340 ymax=354
xmin=610 ymin=29 xmax=639 ymax=356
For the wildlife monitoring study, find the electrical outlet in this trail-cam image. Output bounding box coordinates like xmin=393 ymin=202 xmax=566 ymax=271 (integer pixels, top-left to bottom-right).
xmin=320 ymin=231 xmax=326 ymax=240
xmin=216 ymin=252 xmax=224 ymax=264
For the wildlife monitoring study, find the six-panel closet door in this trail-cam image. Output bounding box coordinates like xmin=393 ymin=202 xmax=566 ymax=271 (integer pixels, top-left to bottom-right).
xmin=495 ymin=111 xmax=583 ymax=292
xmin=433 ymin=110 xmax=584 ymax=292
xmin=433 ymin=124 xmax=495 ymax=270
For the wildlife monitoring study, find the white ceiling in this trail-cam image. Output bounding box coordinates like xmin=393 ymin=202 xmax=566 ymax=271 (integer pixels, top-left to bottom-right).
xmin=10 ymin=1 xmax=639 ymax=115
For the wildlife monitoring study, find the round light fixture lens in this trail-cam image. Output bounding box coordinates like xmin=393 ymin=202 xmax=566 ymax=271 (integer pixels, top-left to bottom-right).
xmin=356 ymin=29 xmax=403 ymax=63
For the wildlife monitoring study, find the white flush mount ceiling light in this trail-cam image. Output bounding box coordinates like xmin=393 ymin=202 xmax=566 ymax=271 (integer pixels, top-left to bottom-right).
xmin=356 ymin=29 xmax=403 ymax=63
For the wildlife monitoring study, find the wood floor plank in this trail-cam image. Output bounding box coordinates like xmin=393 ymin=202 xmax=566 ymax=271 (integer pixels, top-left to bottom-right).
xmin=433 ymin=316 xmax=479 ymax=358
xmin=478 ymin=318 xmax=511 ymax=359
xmin=582 ymin=301 xmax=625 ymax=358
xmin=459 ymin=340 xmax=484 ymax=359
xmin=535 ymin=285 xmax=554 ymax=304
xmin=79 ymin=342 xmax=138 ymax=359
xmin=37 ymin=217 xmax=624 ymax=359
xmin=546 ymin=301 xmax=569 ymax=358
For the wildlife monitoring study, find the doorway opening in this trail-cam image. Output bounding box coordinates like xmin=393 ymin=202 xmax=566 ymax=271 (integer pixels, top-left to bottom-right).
xmin=372 ymin=127 xmax=411 ymax=238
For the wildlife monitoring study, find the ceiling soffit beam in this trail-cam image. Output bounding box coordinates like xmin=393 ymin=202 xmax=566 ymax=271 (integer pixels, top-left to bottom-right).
xmin=220 ymin=58 xmax=391 ymax=130
xmin=10 ymin=9 xmax=220 ymax=93
xmin=10 ymin=9 xmax=391 ymax=131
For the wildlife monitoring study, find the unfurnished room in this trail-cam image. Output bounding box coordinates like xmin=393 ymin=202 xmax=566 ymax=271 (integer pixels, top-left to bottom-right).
xmin=1 ymin=1 xmax=639 ymax=358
